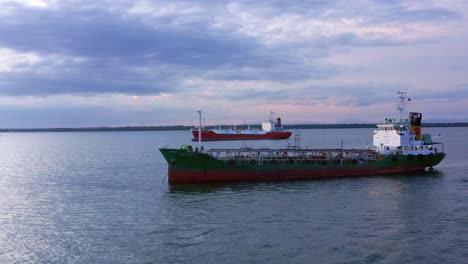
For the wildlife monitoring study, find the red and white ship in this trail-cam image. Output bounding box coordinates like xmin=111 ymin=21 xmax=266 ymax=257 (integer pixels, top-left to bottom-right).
xmin=191 ymin=111 xmax=292 ymax=141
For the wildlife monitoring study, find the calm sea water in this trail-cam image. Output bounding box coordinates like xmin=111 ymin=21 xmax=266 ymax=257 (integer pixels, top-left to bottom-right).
xmin=0 ymin=128 xmax=467 ymax=264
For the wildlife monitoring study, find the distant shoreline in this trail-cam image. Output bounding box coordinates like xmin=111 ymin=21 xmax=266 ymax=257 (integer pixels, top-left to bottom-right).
xmin=1 ymin=123 xmax=467 ymax=132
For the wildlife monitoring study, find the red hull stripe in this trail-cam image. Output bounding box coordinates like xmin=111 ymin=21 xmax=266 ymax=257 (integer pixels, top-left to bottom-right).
xmin=168 ymin=166 xmax=426 ymax=183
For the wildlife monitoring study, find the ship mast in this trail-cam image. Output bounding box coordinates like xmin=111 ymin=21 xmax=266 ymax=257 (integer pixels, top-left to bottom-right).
xmin=197 ymin=109 xmax=202 ymax=149
xmin=397 ymin=91 xmax=407 ymax=122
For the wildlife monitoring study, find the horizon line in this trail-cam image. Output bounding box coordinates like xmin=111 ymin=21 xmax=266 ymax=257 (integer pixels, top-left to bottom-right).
xmin=1 ymin=122 xmax=468 ymax=132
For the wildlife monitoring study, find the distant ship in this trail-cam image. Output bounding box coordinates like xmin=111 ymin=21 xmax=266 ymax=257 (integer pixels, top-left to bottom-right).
xmin=161 ymin=92 xmax=445 ymax=183
xmin=191 ymin=111 xmax=292 ymax=141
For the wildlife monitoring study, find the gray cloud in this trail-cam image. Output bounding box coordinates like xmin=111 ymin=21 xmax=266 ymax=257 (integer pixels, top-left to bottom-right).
xmin=232 ymin=0 xmax=462 ymax=23
xmin=0 ymin=0 xmax=464 ymax=98
xmin=371 ymin=5 xmax=463 ymax=24
xmin=0 ymin=5 xmax=261 ymax=66
xmin=0 ymin=2 xmax=336 ymax=95
xmin=412 ymin=85 xmax=468 ymax=101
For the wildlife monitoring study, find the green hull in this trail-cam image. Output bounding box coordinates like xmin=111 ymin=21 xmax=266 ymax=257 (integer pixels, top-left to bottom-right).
xmin=159 ymin=148 xmax=445 ymax=183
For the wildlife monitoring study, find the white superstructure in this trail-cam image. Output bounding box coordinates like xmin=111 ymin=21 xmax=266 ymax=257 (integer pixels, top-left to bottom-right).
xmin=373 ymin=92 xmax=443 ymax=156
xmin=261 ymin=111 xmax=286 ymax=132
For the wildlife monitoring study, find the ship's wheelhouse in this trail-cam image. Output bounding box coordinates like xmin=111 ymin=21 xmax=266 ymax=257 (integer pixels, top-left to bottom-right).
xmin=373 ymin=115 xmax=443 ymax=156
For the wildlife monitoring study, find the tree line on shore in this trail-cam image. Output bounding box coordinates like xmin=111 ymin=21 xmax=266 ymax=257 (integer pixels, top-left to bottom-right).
xmin=1 ymin=122 xmax=467 ymax=132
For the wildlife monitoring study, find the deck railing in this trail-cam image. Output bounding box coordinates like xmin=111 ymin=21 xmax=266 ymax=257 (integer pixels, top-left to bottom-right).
xmin=205 ymin=148 xmax=383 ymax=166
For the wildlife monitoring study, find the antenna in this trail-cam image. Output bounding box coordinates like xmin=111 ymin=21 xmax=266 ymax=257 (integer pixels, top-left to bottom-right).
xmin=270 ymin=111 xmax=275 ymax=121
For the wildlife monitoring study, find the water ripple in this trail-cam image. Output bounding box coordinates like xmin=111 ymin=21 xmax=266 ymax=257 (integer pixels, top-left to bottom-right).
xmin=1 ymin=129 xmax=468 ymax=263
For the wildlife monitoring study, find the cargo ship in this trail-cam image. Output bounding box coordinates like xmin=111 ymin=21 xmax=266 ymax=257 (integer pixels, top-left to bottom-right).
xmin=161 ymin=92 xmax=445 ymax=183
xmin=191 ymin=111 xmax=292 ymax=141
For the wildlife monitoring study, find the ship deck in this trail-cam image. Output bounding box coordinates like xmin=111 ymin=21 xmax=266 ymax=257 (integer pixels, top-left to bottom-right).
xmin=205 ymin=147 xmax=384 ymax=166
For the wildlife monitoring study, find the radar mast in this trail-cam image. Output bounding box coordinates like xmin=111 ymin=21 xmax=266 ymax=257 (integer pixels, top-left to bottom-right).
xmin=397 ymin=91 xmax=407 ymax=123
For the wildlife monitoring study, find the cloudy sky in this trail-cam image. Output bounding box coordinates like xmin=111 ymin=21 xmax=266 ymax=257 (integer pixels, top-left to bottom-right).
xmin=1 ymin=0 xmax=467 ymax=128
